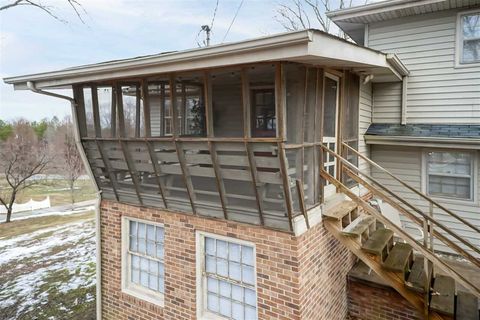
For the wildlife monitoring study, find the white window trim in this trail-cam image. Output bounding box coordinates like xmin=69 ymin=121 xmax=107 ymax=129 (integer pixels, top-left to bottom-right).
xmin=455 ymin=9 xmax=480 ymax=68
xmin=421 ymin=149 xmax=478 ymax=205
xmin=195 ymin=231 xmax=258 ymax=320
xmin=121 ymin=216 xmax=165 ymax=307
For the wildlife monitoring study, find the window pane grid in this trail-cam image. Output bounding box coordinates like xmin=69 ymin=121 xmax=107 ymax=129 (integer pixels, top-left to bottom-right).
xmin=426 ymin=151 xmax=474 ymax=200
xmin=204 ymin=237 xmax=257 ymax=320
xmin=128 ymin=220 xmax=165 ymax=294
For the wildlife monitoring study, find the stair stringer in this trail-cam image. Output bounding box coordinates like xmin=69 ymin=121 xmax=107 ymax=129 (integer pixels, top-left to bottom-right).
xmin=323 ymin=219 xmax=444 ymax=320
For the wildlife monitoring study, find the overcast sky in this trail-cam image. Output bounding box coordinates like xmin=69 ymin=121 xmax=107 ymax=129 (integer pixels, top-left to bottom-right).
xmin=0 ymin=0 xmax=370 ymax=121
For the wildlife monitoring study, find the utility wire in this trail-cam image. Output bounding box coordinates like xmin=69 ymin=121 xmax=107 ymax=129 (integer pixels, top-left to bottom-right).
xmin=222 ymin=0 xmax=244 ymax=43
xmin=210 ymin=0 xmax=219 ymax=31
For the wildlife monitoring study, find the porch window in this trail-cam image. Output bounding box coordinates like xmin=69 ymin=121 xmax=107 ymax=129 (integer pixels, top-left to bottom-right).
xmin=251 ymin=88 xmax=276 ymax=137
xmin=122 ymin=218 xmax=165 ymax=306
xmin=426 ymin=151 xmax=475 ymax=201
xmin=458 ymin=11 xmax=480 ymax=64
xmin=197 ymin=232 xmax=257 ymax=320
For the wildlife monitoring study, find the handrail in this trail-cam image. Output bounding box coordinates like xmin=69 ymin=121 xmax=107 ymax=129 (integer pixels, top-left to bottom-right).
xmin=319 ymin=168 xmax=480 ymax=297
xmin=323 ymin=144 xmax=480 ymax=259
xmin=342 ymin=142 xmax=480 ymax=235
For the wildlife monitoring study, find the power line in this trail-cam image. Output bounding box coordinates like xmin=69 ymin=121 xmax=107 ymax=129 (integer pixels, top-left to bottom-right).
xmin=222 ymin=0 xmax=244 ymax=43
xmin=210 ymin=0 xmax=219 ymax=31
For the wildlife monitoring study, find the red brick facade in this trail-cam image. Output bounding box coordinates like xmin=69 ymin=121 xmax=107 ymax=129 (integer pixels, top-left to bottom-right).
xmin=99 ymin=200 xmax=355 ymax=320
xmin=347 ymin=278 xmax=422 ymax=320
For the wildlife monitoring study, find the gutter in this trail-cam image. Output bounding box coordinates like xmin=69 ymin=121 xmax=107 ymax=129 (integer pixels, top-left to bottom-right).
xmin=364 ymin=134 xmax=480 ymax=149
xmin=26 ymin=82 xmax=103 ymax=320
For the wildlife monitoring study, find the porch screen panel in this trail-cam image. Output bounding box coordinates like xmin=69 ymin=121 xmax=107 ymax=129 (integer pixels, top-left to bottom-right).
xmin=341 ymin=72 xmax=359 ymax=187
xmin=173 ymin=73 xmax=206 ymax=137
xmin=249 ymin=64 xmax=276 ymax=138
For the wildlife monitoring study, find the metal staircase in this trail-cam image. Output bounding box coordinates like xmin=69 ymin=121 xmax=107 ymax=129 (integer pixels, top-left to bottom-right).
xmin=320 ymin=143 xmax=480 ymax=320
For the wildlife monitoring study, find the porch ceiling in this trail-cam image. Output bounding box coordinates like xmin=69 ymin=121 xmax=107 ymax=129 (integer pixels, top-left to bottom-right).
xmin=3 ymin=29 xmax=407 ymax=90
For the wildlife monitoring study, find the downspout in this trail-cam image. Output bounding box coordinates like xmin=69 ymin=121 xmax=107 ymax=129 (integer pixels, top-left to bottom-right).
xmin=26 ymin=81 xmax=103 ymax=320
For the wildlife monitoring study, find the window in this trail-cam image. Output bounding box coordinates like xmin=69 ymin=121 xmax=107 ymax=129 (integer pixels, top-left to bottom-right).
xmin=197 ymin=233 xmax=257 ymax=320
xmin=251 ymin=88 xmax=276 ymax=137
xmin=122 ymin=218 xmax=165 ymax=306
xmin=458 ymin=11 xmax=480 ymax=64
xmin=425 ymin=151 xmax=475 ymax=201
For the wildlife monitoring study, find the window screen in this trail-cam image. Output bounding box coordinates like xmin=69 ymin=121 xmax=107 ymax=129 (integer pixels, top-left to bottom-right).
xmin=426 ymin=151 xmax=474 ymax=200
xmin=460 ymin=13 xmax=480 ymax=64
xmin=203 ymin=236 xmax=257 ymax=320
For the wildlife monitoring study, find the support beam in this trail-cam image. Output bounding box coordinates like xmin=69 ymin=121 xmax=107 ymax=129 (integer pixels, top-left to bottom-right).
xmin=91 ymin=85 xmax=102 ymax=138
xmin=145 ymin=140 xmax=168 ymax=209
xmin=208 ymin=141 xmax=228 ymax=220
xmin=96 ymin=140 xmax=120 ymax=201
xmin=135 ymin=85 xmax=141 ymax=138
xmin=141 ymin=80 xmax=151 ymax=137
xmin=275 ymin=62 xmax=286 ymax=140
xmin=119 ymin=140 xmax=143 ymax=205
xmin=169 ymin=75 xmax=179 ymax=138
xmin=241 ymin=68 xmax=251 ymax=138
xmin=111 ymin=86 xmax=117 ymax=137
xmin=174 ymin=141 xmax=197 ymax=215
xmin=278 ymin=142 xmax=294 ymax=231
xmin=245 ymin=142 xmax=265 ymax=226
xmin=296 ymin=179 xmax=310 ymax=229
xmin=204 ymin=71 xmax=214 ymax=138
xmin=115 ymin=83 xmax=126 ymax=137
xmin=73 ymin=85 xmax=88 ymax=138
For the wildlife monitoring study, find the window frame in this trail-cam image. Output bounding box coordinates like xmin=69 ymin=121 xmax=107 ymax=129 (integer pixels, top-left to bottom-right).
xmin=422 ymin=149 xmax=477 ymax=204
xmin=121 ymin=216 xmax=165 ymax=307
xmin=455 ymin=9 xmax=480 ymax=67
xmin=195 ymin=231 xmax=258 ymax=320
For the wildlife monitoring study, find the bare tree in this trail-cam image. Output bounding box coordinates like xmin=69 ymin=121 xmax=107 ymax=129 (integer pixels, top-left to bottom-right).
xmin=55 ymin=117 xmax=84 ymax=204
xmin=0 ymin=120 xmax=50 ymax=223
xmin=275 ymin=0 xmax=366 ymax=37
xmin=0 ymin=0 xmax=86 ymax=23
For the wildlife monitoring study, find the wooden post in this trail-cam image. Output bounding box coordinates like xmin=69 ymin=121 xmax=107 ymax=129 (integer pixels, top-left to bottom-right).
xmin=208 ymin=141 xmax=228 ymax=219
xmin=296 ymin=179 xmax=310 ymax=229
xmin=73 ymin=85 xmax=88 ymax=138
xmin=141 ymin=80 xmax=151 ymax=137
xmin=119 ymin=140 xmax=143 ymax=205
xmin=169 ymin=75 xmax=179 ymax=138
xmin=174 ymin=141 xmax=197 ymax=215
xmin=115 ymin=84 xmax=126 ymax=138
xmin=91 ymin=85 xmax=102 ymax=138
xmin=145 ymin=140 xmax=168 ymax=209
xmin=245 ymin=142 xmax=265 ymax=226
xmin=135 ymin=85 xmax=141 ymax=138
xmin=241 ymin=68 xmax=251 ymax=138
xmin=275 ymin=62 xmax=286 ymax=140
xmin=96 ymin=140 xmax=119 ymax=201
xmin=423 ymin=218 xmax=430 ymax=318
xmin=278 ymin=142 xmax=294 ymax=231
xmin=111 ymin=86 xmax=117 ymax=137
xmin=181 ymin=83 xmax=187 ymax=135
xmin=160 ymin=83 xmax=166 ymax=136
xmin=204 ymin=71 xmax=214 ymax=138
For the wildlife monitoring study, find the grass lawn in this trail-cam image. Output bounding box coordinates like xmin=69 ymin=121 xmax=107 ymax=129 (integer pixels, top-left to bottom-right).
xmin=0 ymin=210 xmax=96 ymax=320
xmin=4 ymin=178 xmax=96 ymax=207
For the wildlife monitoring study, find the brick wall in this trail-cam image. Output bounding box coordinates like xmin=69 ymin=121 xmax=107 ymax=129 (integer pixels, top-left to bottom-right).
xmin=297 ymin=223 xmax=355 ymax=319
xmin=99 ymin=200 xmax=354 ymax=320
xmin=347 ymin=278 xmax=422 ymax=320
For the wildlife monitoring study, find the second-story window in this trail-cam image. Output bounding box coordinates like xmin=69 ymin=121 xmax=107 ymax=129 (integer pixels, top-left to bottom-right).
xmin=459 ymin=11 xmax=480 ymax=64
xmin=425 ymin=151 xmax=475 ymax=201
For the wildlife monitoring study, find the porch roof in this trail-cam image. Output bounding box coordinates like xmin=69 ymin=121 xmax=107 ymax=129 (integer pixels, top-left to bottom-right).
xmin=365 ymin=123 xmax=480 ymax=149
xmin=3 ymin=29 xmax=407 ymax=90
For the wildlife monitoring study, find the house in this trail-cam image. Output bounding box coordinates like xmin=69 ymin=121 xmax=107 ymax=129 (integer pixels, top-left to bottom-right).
xmin=3 ymin=0 xmax=479 ymax=319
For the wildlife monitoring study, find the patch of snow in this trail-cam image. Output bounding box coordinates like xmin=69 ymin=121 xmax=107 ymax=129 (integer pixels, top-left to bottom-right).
xmin=9 ymin=205 xmax=95 ymax=222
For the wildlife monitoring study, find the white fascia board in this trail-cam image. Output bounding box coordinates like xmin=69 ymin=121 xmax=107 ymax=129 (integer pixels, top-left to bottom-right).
xmin=326 ymin=0 xmax=443 ymax=22
xmin=4 ymin=30 xmax=313 ymax=89
xmin=365 ymin=134 xmax=480 ymax=150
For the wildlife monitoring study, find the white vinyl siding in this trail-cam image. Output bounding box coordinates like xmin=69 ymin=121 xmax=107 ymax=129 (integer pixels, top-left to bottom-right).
xmin=371 ymin=145 xmax=480 ymax=255
xmin=368 ymin=9 xmax=480 ymax=124
xmin=359 ymin=81 xmax=372 ymax=174
xmin=372 ymin=82 xmax=402 ymax=124
xmin=197 ymin=232 xmax=258 ymax=320
xmin=121 ymin=218 xmax=165 ymax=306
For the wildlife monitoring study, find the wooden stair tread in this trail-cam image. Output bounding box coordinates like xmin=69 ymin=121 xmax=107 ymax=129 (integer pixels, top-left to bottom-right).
xmin=383 ymin=243 xmax=413 ymax=272
xmin=456 ymin=291 xmax=479 ymax=320
xmin=342 ymin=214 xmax=375 ymax=237
xmin=362 ymin=229 xmax=393 ymax=256
xmin=406 ymin=257 xmax=432 ymax=293
xmin=323 ymin=200 xmax=357 ymax=220
xmin=430 ymin=275 xmax=455 ymax=316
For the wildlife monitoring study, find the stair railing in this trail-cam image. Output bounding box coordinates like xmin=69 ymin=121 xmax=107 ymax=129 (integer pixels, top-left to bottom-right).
xmin=320 ymin=143 xmax=480 ymax=298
